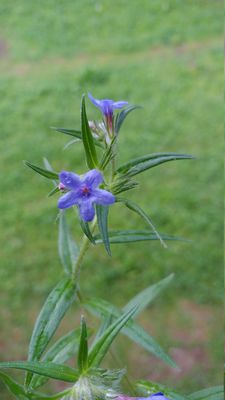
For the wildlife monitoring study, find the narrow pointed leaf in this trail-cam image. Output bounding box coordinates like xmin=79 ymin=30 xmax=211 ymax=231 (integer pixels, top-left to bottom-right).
xmin=94 ymin=230 xmax=186 ymax=244
xmin=117 ymin=153 xmax=194 ymax=177
xmin=115 ymin=105 xmax=141 ymax=134
xmin=118 ymin=198 xmax=167 ymax=248
xmin=58 ymin=211 xmax=79 ymax=275
xmin=88 ymin=305 xmax=137 ymax=368
xmin=26 ymin=278 xmax=76 ymax=385
xmin=84 ymin=295 xmax=177 ymax=368
xmin=96 ymin=205 xmax=111 ymax=256
xmin=24 ymin=161 xmax=59 ymax=180
xmin=30 ymin=329 xmax=82 ymax=389
xmin=52 ymin=127 xmax=103 ymax=148
xmin=136 ymin=380 xmax=188 ymax=400
xmin=79 ymin=219 xmax=96 ymax=244
xmin=0 ymin=371 xmax=28 ymax=399
xmin=81 ymin=96 xmax=98 ymax=169
xmin=188 ymin=386 xmax=224 ymax=400
xmin=78 ymin=317 xmax=88 ymax=373
xmin=0 ymin=362 xmax=79 ymax=383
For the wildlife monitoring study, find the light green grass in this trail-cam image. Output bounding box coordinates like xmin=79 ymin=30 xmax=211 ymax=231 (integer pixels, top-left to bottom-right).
xmin=0 ymin=1 xmax=223 ymax=398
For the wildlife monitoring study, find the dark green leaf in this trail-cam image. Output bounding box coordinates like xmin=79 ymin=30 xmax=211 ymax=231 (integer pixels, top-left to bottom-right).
xmin=30 ymin=329 xmax=82 ymax=389
xmin=81 ymin=95 xmax=98 ymax=169
xmin=0 ymin=371 xmax=28 ymax=399
xmin=78 ymin=317 xmax=88 ymax=373
xmin=188 ymin=386 xmax=224 ymax=400
xmin=117 ymin=152 xmax=194 ymax=177
xmin=24 ymin=161 xmax=59 ymax=180
xmin=58 ymin=211 xmax=79 ymax=275
xmin=79 ymin=218 xmax=96 ymax=244
xmin=136 ymin=380 xmax=188 ymax=400
xmin=26 ymin=278 xmax=76 ymax=385
xmin=96 ymin=205 xmax=111 ymax=256
xmin=115 ymin=105 xmax=141 ymax=134
xmin=85 ymin=297 xmax=177 ymax=369
xmin=94 ymin=230 xmax=186 ymax=244
xmin=0 ymin=362 xmax=79 ymax=383
xmin=88 ymin=305 xmax=137 ymax=368
xmin=118 ymin=198 xmax=167 ymax=248
xmin=52 ymin=127 xmax=103 ymax=148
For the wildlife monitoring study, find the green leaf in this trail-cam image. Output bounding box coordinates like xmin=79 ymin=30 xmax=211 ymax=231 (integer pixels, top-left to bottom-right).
xmin=136 ymin=380 xmax=188 ymax=400
xmin=115 ymin=105 xmax=141 ymax=134
xmin=117 ymin=152 xmax=194 ymax=177
xmin=188 ymin=386 xmax=224 ymax=400
xmin=94 ymin=229 xmax=186 ymax=244
xmin=85 ymin=297 xmax=177 ymax=369
xmin=26 ymin=278 xmax=76 ymax=386
xmin=81 ymin=95 xmax=99 ymax=169
xmin=0 ymin=371 xmax=28 ymax=399
xmin=79 ymin=218 xmax=96 ymax=244
xmin=52 ymin=127 xmax=103 ymax=148
xmin=88 ymin=305 xmax=137 ymax=368
xmin=30 ymin=329 xmax=82 ymax=389
xmin=96 ymin=205 xmax=111 ymax=256
xmin=24 ymin=161 xmax=59 ymax=180
xmin=99 ymin=136 xmax=116 ymax=170
xmin=58 ymin=211 xmax=79 ymax=275
xmin=77 ymin=317 xmax=88 ymax=373
xmin=118 ymin=198 xmax=167 ymax=248
xmin=0 ymin=361 xmax=79 ymax=383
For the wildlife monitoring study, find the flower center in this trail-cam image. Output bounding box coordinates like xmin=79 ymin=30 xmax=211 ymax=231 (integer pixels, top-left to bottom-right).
xmin=81 ymin=185 xmax=90 ymax=196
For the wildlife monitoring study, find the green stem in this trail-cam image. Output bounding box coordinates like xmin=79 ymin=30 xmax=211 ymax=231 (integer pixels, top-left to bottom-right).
xmin=72 ymin=216 xmax=97 ymax=284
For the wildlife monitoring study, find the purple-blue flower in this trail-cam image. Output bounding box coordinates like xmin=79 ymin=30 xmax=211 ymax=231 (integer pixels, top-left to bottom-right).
xmin=117 ymin=393 xmax=168 ymax=400
xmin=58 ymin=169 xmax=115 ymax=222
xmin=88 ymin=93 xmax=128 ymax=132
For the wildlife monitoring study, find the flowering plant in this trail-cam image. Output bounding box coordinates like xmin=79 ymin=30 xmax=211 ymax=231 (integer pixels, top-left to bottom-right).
xmin=0 ymin=94 xmax=222 ymax=400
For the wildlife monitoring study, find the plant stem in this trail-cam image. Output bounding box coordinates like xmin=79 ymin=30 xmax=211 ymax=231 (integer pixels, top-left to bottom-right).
xmin=72 ymin=216 xmax=97 ymax=284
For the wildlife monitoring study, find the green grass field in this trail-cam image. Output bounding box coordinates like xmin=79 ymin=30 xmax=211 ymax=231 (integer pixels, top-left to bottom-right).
xmin=0 ymin=1 xmax=223 ymax=398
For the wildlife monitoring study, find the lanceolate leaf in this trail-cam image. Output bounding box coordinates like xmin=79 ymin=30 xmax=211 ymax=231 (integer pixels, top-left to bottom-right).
xmin=77 ymin=317 xmax=88 ymax=373
xmin=81 ymin=96 xmax=99 ymax=169
xmin=118 ymin=198 xmax=167 ymax=248
xmin=94 ymin=230 xmax=186 ymax=244
xmin=96 ymin=205 xmax=111 ymax=256
xmin=136 ymin=380 xmax=188 ymax=400
xmin=24 ymin=161 xmax=59 ymax=180
xmin=31 ymin=329 xmax=82 ymax=389
xmin=52 ymin=127 xmax=103 ymax=148
xmin=188 ymin=386 xmax=224 ymax=400
xmin=115 ymin=105 xmax=141 ymax=134
xmin=0 ymin=371 xmax=28 ymax=399
xmin=88 ymin=305 xmax=137 ymax=368
xmin=84 ymin=298 xmax=177 ymax=369
xmin=117 ymin=152 xmax=194 ymax=177
xmin=26 ymin=278 xmax=76 ymax=385
xmin=58 ymin=211 xmax=79 ymax=275
xmin=0 ymin=361 xmax=79 ymax=383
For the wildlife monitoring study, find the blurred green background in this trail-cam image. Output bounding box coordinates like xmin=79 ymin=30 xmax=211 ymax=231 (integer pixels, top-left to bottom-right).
xmin=0 ymin=1 xmax=223 ymax=398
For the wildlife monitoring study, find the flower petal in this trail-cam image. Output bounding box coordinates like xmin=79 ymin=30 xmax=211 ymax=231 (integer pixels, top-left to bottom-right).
xmin=93 ymin=189 xmax=115 ymax=205
xmin=82 ymin=169 xmax=103 ymax=188
xmin=59 ymin=171 xmax=81 ymax=190
xmin=78 ymin=199 xmax=95 ymax=222
xmin=58 ymin=191 xmax=80 ymax=209
xmin=112 ymin=101 xmax=129 ymax=109
xmin=88 ymin=93 xmax=102 ymax=109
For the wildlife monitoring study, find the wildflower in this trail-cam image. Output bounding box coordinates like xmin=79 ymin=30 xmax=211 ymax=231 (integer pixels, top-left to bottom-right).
xmin=58 ymin=169 xmax=115 ymax=222
xmin=88 ymin=93 xmax=128 ymax=133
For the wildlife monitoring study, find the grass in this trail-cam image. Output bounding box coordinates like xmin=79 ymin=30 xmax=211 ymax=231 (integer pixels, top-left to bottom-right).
xmin=0 ymin=1 xmax=223 ymax=398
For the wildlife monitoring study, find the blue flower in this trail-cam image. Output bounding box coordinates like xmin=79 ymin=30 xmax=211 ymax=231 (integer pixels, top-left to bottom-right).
xmin=58 ymin=169 xmax=115 ymax=222
xmin=88 ymin=93 xmax=128 ymax=132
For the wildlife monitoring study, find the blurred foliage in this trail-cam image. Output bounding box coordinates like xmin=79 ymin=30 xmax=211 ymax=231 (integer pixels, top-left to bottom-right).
xmin=0 ymin=0 xmax=223 ymax=398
